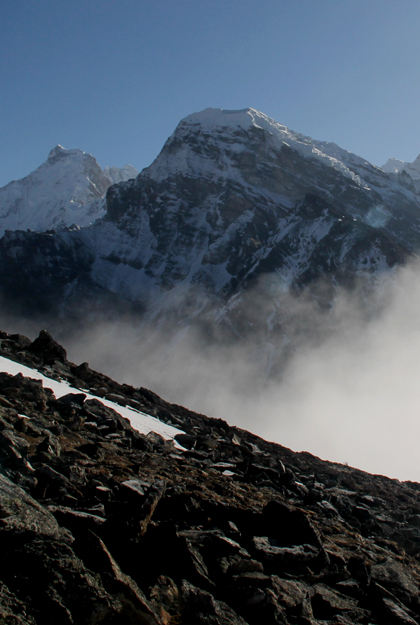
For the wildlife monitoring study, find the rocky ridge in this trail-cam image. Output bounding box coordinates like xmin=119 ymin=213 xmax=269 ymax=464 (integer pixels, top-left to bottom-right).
xmin=0 ymin=329 xmax=419 ymax=624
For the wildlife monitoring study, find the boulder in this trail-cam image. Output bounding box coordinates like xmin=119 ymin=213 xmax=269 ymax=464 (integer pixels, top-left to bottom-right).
xmin=0 ymin=473 xmax=62 ymax=541
xmin=28 ymin=330 xmax=67 ymax=364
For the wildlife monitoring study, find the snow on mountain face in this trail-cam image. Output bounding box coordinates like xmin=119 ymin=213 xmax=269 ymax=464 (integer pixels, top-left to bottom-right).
xmin=0 ymin=146 xmax=138 ymax=237
xmin=2 ymin=107 xmax=420 ymax=379
xmin=102 ymin=164 xmax=139 ymax=185
xmin=402 ymin=154 xmax=420 ymax=180
xmin=146 ymin=107 xmax=372 ymax=188
xmin=381 ymin=154 xmax=420 ymax=179
xmin=104 ymin=107 xmax=420 ymax=293
xmin=0 ymin=354 xmax=182 ymax=440
xmin=381 ymin=157 xmax=408 ymax=174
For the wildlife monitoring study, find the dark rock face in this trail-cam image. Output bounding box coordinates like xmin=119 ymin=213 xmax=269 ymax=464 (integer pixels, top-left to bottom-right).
xmin=0 ymin=228 xmax=96 ymax=316
xmin=0 ymin=329 xmax=419 ymax=624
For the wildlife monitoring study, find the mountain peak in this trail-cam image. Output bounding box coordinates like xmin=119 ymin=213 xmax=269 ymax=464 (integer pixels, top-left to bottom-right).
xmin=47 ymin=145 xmax=85 ymax=161
xmin=381 ymin=154 xmax=420 ymax=180
xmin=0 ymin=146 xmax=139 ymax=236
xmin=181 ymin=107 xmax=288 ymax=135
xmin=381 ymin=157 xmax=407 ymax=174
xmin=146 ymin=107 xmax=369 ymax=190
xmin=48 ymin=144 xmax=66 ymax=158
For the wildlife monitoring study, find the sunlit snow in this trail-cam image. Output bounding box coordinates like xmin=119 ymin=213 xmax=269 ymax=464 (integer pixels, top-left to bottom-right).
xmin=0 ymin=355 xmax=183 ymax=441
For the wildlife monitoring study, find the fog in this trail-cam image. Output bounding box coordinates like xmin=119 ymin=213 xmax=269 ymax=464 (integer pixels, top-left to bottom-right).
xmin=3 ymin=261 xmax=420 ymax=483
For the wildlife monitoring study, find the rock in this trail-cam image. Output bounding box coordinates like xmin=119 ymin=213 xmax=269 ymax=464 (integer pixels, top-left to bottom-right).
xmin=84 ymin=534 xmax=164 ymax=625
xmin=146 ymin=431 xmax=167 ymax=450
xmin=223 ymin=557 xmax=264 ymax=576
xmin=34 ymin=464 xmax=78 ymax=499
xmin=347 ymin=556 xmax=371 ymax=587
xmin=48 ymin=506 xmax=106 ymax=537
xmin=0 ymin=580 xmax=36 ymax=625
xmin=76 ymin=441 xmax=104 ymax=459
xmin=2 ymin=538 xmax=118 ymax=625
xmin=8 ymin=334 xmax=32 ymax=350
xmin=121 ymin=478 xmax=149 ymax=498
xmin=179 ymin=580 xmax=248 ymax=625
xmin=150 ymin=576 xmax=184 ymax=624
xmin=178 ymin=529 xmax=250 ymax=587
xmin=252 ymin=536 xmax=323 ymax=573
xmin=36 ymin=432 xmax=61 ymax=457
xmin=59 ymin=393 xmax=87 ymax=407
xmin=260 ymin=499 xmax=323 ymax=548
xmin=370 ymin=558 xmax=419 ymax=610
xmin=0 ymin=428 xmax=30 ymax=469
xmin=14 ymin=415 xmax=29 ymax=433
xmin=177 ymin=533 xmax=214 ymax=588
xmin=0 ymin=473 xmax=62 ymax=541
xmin=71 ymin=361 xmax=92 ymax=381
xmin=174 ymin=433 xmax=196 ymax=449
xmin=380 ymin=597 xmax=418 ymax=624
xmin=270 ymin=576 xmax=315 ymax=613
xmin=28 ymin=330 xmax=67 ymax=364
xmin=311 ymin=583 xmax=368 ymax=622
xmin=138 ymin=479 xmax=167 ymax=537
xmin=0 ymin=329 xmax=420 ymax=623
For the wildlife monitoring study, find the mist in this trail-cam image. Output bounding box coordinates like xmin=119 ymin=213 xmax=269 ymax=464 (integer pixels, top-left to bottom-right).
xmin=3 ymin=261 xmax=420 ymax=483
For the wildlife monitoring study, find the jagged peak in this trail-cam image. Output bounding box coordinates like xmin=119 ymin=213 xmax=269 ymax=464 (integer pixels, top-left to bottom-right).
xmin=381 ymin=157 xmax=407 ymax=174
xmin=180 ymin=107 xmax=289 ymax=136
xmin=47 ymin=145 xmax=87 ymax=160
xmin=147 ymin=107 xmax=368 ymax=188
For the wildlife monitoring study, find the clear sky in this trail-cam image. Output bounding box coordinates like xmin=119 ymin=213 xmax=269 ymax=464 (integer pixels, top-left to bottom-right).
xmin=1 ymin=0 xmax=420 ymax=187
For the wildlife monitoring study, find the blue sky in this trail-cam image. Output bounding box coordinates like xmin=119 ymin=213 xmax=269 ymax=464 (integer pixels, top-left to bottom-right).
xmin=1 ymin=0 xmax=420 ymax=187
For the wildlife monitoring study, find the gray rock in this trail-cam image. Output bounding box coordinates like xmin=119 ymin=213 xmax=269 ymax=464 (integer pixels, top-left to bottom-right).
xmin=180 ymin=580 xmax=248 ymax=625
xmin=252 ymin=536 xmax=321 ymax=572
xmin=0 ymin=473 xmax=62 ymax=540
xmin=86 ymin=534 xmax=164 ymax=625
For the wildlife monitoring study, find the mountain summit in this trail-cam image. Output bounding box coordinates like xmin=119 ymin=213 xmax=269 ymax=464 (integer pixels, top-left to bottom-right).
xmin=0 ymin=146 xmax=138 ymax=236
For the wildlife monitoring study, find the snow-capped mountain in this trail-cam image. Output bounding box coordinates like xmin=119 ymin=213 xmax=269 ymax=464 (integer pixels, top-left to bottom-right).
xmin=381 ymin=154 xmax=420 ymax=179
xmin=102 ymin=164 xmax=139 ymax=185
xmin=0 ymin=145 xmax=138 ymax=236
xmin=2 ymin=108 xmax=420 ymax=373
xmin=381 ymin=157 xmax=408 ymax=174
xmin=92 ymin=107 xmax=420 ymax=306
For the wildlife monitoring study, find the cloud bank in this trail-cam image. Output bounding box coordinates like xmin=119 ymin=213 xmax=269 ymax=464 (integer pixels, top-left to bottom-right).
xmin=2 ymin=261 xmax=420 ymax=482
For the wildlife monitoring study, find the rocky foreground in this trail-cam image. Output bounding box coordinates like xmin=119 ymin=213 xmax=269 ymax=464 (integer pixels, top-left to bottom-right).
xmin=0 ymin=331 xmax=419 ymax=624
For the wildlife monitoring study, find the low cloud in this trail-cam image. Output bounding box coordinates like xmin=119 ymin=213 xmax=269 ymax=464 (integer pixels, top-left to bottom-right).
xmin=2 ymin=261 xmax=420 ymax=482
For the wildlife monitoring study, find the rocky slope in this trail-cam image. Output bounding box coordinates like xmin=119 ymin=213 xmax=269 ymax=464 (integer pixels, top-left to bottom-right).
xmin=0 ymin=146 xmax=138 ymax=236
xmin=0 ymin=328 xmax=420 ymax=624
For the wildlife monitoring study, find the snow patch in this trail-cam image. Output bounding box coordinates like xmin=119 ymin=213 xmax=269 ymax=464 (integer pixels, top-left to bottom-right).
xmin=0 ymin=355 xmax=184 ymax=441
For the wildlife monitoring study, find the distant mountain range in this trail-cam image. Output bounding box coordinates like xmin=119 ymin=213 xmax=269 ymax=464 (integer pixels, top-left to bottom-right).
xmin=1 ymin=108 xmax=420 ymax=375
